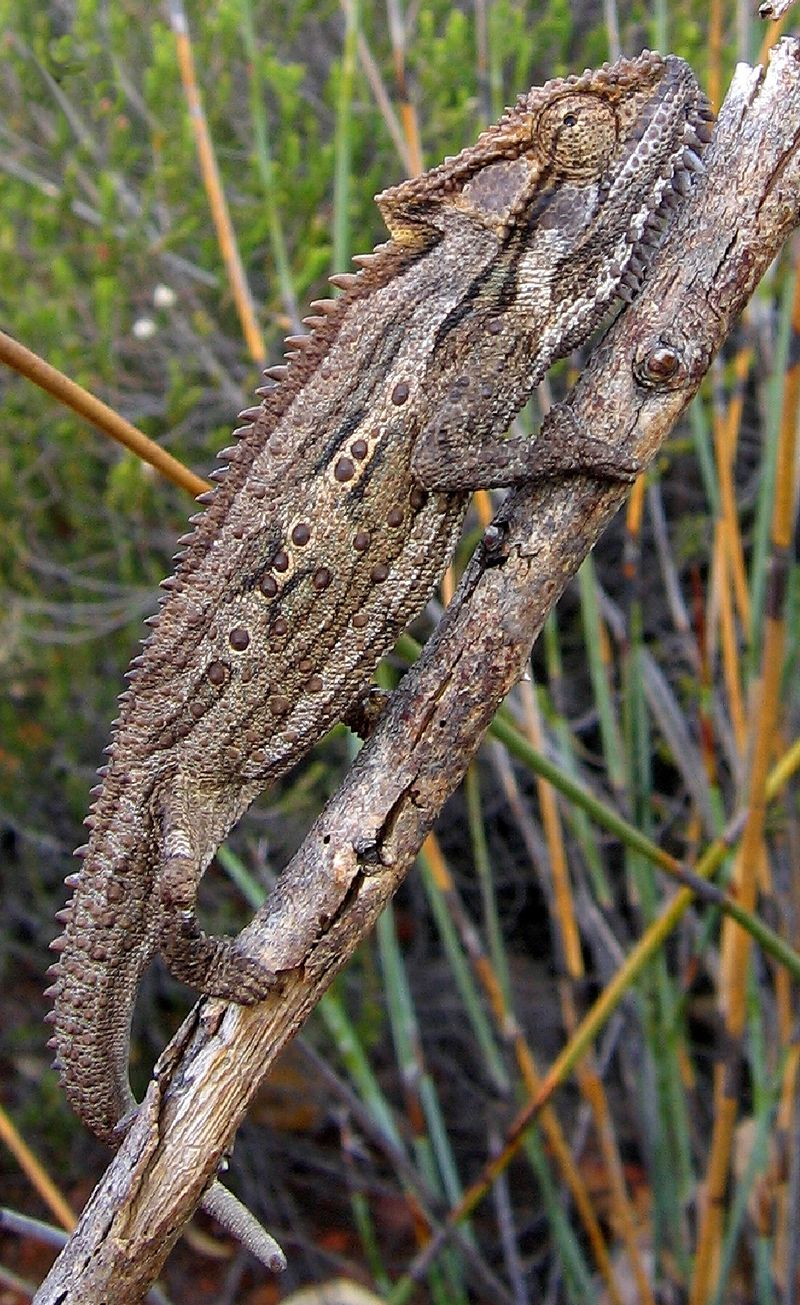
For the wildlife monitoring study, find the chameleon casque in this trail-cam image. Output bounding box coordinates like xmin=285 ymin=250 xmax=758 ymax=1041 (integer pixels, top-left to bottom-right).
xmin=45 ymin=51 xmax=711 ymax=1247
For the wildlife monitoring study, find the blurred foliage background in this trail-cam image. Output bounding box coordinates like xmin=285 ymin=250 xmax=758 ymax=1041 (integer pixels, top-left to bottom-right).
xmin=1 ymin=2 xmax=800 ymax=1302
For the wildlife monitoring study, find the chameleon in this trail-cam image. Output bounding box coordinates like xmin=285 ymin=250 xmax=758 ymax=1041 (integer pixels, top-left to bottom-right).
xmin=45 ymin=51 xmax=711 ymax=1255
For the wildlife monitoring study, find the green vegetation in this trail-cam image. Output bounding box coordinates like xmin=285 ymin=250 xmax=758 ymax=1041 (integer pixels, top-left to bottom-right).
xmin=1 ymin=3 xmax=798 ymax=1302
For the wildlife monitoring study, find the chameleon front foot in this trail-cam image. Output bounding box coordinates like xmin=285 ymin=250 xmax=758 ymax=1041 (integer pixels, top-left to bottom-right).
xmin=412 ymin=387 xmax=641 ymax=491
xmin=536 ymin=403 xmax=641 ymax=482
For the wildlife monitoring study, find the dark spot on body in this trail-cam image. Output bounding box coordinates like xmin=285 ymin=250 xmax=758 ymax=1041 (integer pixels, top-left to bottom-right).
xmin=334 ymin=456 xmax=355 ymax=482
xmin=272 ymin=617 xmax=288 ymax=637
xmin=351 ymin=439 xmax=368 ymax=459
xmin=270 ymin=695 xmax=290 ymax=716
xmin=386 ymin=506 xmax=403 ymax=527
xmin=273 ymin=550 xmax=290 ymax=572
xmin=308 ymin=675 xmax=323 ymax=693
xmin=410 ymin=486 xmax=427 ymax=511
xmin=353 ymin=613 xmax=369 ymax=629
xmin=313 ymin=567 xmax=332 ymax=591
xmin=229 ymin=627 xmax=250 ymax=651
xmin=371 ymin=563 xmax=389 ymax=583
xmin=292 ymin=523 xmax=311 ymax=546
xmin=391 ymin=381 xmax=410 ymax=405
xmin=353 ymin=530 xmax=371 ymax=552
xmin=207 ymin=661 xmax=229 ymax=686
xmin=260 ymin=574 xmax=278 ymax=598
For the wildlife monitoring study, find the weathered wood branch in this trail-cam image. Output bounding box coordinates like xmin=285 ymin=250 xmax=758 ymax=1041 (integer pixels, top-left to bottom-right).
xmin=36 ymin=40 xmax=800 ymax=1304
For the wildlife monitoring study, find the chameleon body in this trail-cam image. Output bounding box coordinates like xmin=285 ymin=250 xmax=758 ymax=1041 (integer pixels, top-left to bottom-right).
xmin=46 ymin=51 xmax=710 ymax=1206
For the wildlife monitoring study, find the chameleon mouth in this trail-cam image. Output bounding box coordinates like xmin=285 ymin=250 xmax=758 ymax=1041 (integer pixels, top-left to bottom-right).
xmin=614 ymin=60 xmax=715 ymax=303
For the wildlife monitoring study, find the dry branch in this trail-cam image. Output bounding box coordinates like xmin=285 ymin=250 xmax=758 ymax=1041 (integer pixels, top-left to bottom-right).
xmin=35 ymin=39 xmax=800 ymax=1304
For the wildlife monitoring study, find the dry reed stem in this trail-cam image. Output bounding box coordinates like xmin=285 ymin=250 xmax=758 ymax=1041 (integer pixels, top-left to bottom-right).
xmin=759 ymin=242 xmax=800 ymax=1294
xmin=167 ymin=0 xmax=265 ymax=366
xmin=689 ymin=245 xmax=800 ymax=1305
xmin=422 ymin=834 xmax=627 ymax=1305
xmin=521 ymin=682 xmax=656 ymax=1305
xmin=0 ymin=330 xmax=209 ymax=498
xmin=0 ymin=1103 xmax=75 ymax=1233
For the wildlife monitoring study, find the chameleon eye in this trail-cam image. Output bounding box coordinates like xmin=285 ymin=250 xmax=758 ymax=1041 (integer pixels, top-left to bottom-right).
xmin=537 ymin=93 xmax=616 ymax=177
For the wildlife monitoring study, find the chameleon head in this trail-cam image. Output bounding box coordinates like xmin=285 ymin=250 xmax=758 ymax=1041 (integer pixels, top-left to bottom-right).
xmin=378 ymin=51 xmax=713 ymax=320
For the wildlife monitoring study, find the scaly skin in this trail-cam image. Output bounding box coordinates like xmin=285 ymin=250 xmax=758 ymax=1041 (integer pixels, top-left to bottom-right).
xmin=47 ymin=53 xmax=710 ymax=1162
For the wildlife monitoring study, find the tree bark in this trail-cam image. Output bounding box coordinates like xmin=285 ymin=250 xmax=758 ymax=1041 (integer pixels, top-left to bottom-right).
xmin=35 ymin=39 xmax=800 ymax=1305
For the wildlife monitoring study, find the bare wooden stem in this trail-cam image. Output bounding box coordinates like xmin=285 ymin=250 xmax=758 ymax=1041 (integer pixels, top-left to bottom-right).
xmin=35 ymin=40 xmax=800 ymax=1304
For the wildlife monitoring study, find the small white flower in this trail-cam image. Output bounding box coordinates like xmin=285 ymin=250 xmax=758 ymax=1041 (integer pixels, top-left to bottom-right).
xmin=132 ymin=317 xmax=157 ymax=340
xmin=153 ymin=284 xmax=176 ymax=309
